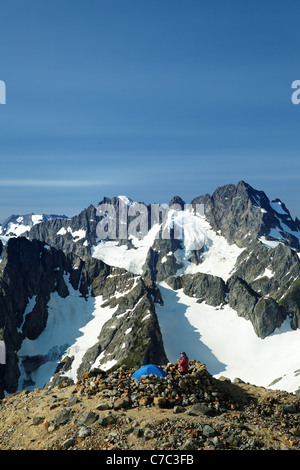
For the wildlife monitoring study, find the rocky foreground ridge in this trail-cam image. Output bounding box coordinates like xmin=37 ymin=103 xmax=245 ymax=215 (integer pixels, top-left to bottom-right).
xmin=1 ymin=360 xmax=300 ymax=451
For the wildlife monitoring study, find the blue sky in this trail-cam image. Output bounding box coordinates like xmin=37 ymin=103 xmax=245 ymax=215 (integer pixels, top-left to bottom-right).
xmin=0 ymin=0 xmax=300 ymax=221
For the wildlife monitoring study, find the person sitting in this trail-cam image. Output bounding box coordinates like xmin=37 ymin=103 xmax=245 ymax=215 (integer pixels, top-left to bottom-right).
xmin=177 ymin=351 xmax=189 ymax=375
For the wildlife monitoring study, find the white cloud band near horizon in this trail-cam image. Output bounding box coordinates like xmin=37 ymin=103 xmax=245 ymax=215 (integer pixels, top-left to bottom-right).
xmin=0 ymin=179 xmax=113 ymax=187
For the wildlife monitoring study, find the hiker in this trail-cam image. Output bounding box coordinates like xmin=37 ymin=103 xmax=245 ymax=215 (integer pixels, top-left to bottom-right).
xmin=178 ymin=351 xmax=189 ymax=375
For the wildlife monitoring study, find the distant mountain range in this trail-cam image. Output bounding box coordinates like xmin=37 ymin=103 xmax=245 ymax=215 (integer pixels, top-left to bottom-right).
xmin=1 ymin=181 xmax=300 ymax=397
xmin=0 ymin=213 xmax=68 ymax=238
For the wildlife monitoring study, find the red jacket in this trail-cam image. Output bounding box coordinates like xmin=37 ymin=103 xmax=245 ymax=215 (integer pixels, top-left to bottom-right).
xmin=178 ymin=355 xmax=189 ymax=372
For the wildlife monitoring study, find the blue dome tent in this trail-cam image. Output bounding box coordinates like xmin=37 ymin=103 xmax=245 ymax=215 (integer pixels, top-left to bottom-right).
xmin=132 ymin=364 xmax=167 ymax=381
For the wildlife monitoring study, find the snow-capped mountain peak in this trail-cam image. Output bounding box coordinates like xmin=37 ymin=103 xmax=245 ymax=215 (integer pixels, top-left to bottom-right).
xmin=0 ymin=213 xmax=68 ymax=239
xmin=2 ymin=181 xmax=300 ymax=397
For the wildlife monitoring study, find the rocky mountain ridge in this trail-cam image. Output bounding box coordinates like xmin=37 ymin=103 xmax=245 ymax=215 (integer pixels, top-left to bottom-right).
xmin=1 ymin=181 xmax=300 ymax=398
xmin=0 ymin=213 xmax=68 ymax=238
xmin=24 ymin=180 xmax=300 ymax=339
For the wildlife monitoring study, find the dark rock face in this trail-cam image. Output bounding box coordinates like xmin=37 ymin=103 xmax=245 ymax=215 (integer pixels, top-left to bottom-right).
xmin=227 ymin=276 xmax=259 ymax=320
xmin=24 ymin=205 xmax=97 ymax=260
xmin=0 ymin=238 xmax=64 ymax=394
xmin=227 ymin=274 xmax=286 ymax=338
xmin=142 ymin=238 xmax=183 ymax=282
xmin=181 ymin=273 xmax=226 ymax=307
xmin=251 ymin=297 xmax=286 ymax=339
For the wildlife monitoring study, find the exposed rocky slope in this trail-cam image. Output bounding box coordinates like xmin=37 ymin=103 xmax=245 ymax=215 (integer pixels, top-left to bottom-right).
xmin=1 ymin=361 xmax=300 ymax=451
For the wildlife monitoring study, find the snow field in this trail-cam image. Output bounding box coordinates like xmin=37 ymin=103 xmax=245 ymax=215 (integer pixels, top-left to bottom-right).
xmin=156 ymin=283 xmax=300 ymax=393
xmin=17 ymin=276 xmax=117 ymax=390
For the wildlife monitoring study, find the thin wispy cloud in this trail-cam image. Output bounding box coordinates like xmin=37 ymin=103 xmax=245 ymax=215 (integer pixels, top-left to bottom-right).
xmin=0 ymin=179 xmax=112 ymax=187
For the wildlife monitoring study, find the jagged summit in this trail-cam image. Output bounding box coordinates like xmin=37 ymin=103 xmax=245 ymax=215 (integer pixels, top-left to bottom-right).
xmin=191 ymin=180 xmax=300 ymax=250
